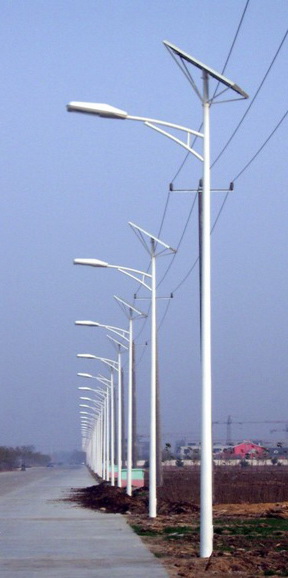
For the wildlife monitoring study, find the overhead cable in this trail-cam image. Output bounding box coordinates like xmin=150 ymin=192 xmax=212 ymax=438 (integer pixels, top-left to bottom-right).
xmin=212 ymin=0 xmax=250 ymax=100
xmin=158 ymin=28 xmax=288 ymax=298
xmin=169 ymin=0 xmax=250 ymax=186
xmin=211 ymin=28 xmax=287 ymax=169
xmin=170 ymin=108 xmax=288 ymax=296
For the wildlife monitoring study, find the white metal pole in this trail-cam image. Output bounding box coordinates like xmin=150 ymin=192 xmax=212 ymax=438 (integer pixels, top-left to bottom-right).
xmin=92 ymin=423 xmax=96 ymax=473
xmin=127 ymin=316 xmax=133 ymax=495
xmin=117 ymin=346 xmax=122 ymax=487
xmin=96 ymin=415 xmax=100 ymax=476
xmin=110 ymin=371 xmax=115 ymax=486
xmin=103 ymin=396 xmax=107 ymax=480
xmin=101 ymin=405 xmax=105 ymax=478
xmin=99 ymin=411 xmax=103 ymax=477
xmin=86 ymin=436 xmax=91 ymax=468
xmin=93 ymin=413 xmax=101 ymax=475
xmin=106 ymin=388 xmax=110 ymax=481
xmin=200 ymin=70 xmax=213 ymax=558
xmin=150 ymin=239 xmax=157 ymax=517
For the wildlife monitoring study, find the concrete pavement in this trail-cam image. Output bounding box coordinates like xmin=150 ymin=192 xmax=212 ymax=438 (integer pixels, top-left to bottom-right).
xmin=0 ymin=465 xmax=169 ymax=577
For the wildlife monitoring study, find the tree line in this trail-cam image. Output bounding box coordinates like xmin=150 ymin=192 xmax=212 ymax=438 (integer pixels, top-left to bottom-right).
xmin=0 ymin=445 xmax=51 ymax=471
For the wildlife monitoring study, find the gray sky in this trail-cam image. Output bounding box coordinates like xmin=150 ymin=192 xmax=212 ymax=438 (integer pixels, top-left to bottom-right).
xmin=0 ymin=0 xmax=287 ymax=454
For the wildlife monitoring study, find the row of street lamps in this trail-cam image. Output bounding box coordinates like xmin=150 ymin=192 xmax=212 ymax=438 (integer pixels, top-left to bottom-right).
xmin=68 ymin=40 xmax=248 ymax=557
xmin=74 ymin=224 xmax=176 ymax=518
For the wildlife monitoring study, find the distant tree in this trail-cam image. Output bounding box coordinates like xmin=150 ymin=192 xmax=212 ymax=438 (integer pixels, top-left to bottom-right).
xmin=183 ymin=448 xmax=190 ymax=459
xmin=162 ymin=442 xmax=173 ymax=463
xmin=0 ymin=446 xmax=50 ymax=471
xmin=0 ymin=447 xmax=17 ymax=470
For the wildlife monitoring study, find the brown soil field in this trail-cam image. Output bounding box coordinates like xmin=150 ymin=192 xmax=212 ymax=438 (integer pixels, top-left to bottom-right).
xmin=66 ymin=467 xmax=288 ymax=577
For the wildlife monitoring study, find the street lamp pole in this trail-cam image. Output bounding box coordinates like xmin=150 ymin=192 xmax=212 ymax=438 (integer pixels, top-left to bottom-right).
xmin=67 ymin=42 xmax=247 ymax=555
xmin=80 ymin=397 xmax=104 ymax=475
xmin=75 ymin=315 xmax=143 ymax=496
xmin=74 ymin=252 xmax=174 ymax=517
xmin=74 ymin=260 xmax=151 ymax=501
xmin=78 ymin=373 xmax=110 ymax=480
xmin=96 ymin=373 xmax=115 ymax=485
xmin=79 ymin=385 xmax=108 ymax=477
xmin=200 ymin=69 xmax=213 ymax=554
xmin=107 ymin=334 xmax=128 ymax=488
xmin=127 ymin=223 xmax=176 ymax=515
xmin=77 ymin=356 xmax=117 ymax=485
xmin=113 ymin=296 xmax=147 ymax=496
xmin=80 ymin=407 xmax=102 ymax=473
xmin=80 ymin=413 xmax=97 ymax=469
xmin=76 ymin=320 xmax=129 ymax=488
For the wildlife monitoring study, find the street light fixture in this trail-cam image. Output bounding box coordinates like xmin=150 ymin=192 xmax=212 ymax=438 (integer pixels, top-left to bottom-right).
xmin=68 ymin=40 xmax=248 ymax=556
xmin=113 ymin=225 xmax=176 ymax=514
xmin=79 ymin=386 xmax=107 ymax=476
xmin=75 ymin=306 xmax=146 ymax=497
xmin=107 ymin=333 xmax=128 ymax=488
xmin=74 ymin=260 xmax=149 ymax=499
xmin=78 ymin=357 xmax=117 ymax=484
xmin=95 ymin=372 xmax=115 ymax=485
xmin=80 ymin=411 xmax=99 ymax=462
xmin=80 ymin=395 xmax=107 ymax=477
xmin=74 ymin=249 xmax=173 ymax=517
xmin=113 ymin=296 xmax=147 ymax=495
xmin=75 ymin=319 xmax=134 ymax=493
xmin=78 ymin=322 xmax=128 ymax=488
xmin=78 ymin=373 xmax=110 ymax=481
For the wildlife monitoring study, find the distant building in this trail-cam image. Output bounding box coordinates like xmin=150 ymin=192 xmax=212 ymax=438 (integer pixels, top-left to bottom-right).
xmin=173 ymin=439 xmax=288 ymax=463
xmin=268 ymin=443 xmax=288 ymax=461
xmin=177 ymin=442 xmax=201 ymax=459
xmin=229 ymin=440 xmax=267 ymax=458
xmin=213 ymin=443 xmax=227 ymax=456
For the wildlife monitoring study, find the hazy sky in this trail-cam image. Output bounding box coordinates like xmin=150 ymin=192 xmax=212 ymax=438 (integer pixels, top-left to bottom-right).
xmin=0 ymin=0 xmax=287 ymax=454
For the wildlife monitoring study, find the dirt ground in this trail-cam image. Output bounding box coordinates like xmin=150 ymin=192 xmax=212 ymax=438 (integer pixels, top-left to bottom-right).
xmin=66 ymin=469 xmax=288 ymax=577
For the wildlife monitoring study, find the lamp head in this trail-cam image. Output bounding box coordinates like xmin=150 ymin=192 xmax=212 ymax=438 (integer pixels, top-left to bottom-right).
xmin=74 ymin=258 xmax=109 ymax=268
xmin=67 ymin=102 xmax=128 ymax=119
xmin=75 ymin=321 xmax=100 ymax=327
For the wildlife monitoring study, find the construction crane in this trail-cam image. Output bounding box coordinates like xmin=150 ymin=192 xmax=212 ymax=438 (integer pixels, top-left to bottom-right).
xmin=213 ymin=416 xmax=288 ymax=445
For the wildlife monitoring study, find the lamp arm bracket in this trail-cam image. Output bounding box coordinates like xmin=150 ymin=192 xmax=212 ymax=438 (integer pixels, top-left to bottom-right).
xmin=145 ymin=122 xmax=204 ymax=162
xmin=106 ymin=327 xmax=129 ymax=343
xmin=118 ymin=267 xmax=152 ymax=291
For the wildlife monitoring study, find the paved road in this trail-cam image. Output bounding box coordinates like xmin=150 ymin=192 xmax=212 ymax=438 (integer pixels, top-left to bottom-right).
xmin=0 ymin=465 xmax=168 ymax=577
xmin=0 ymin=467 xmax=53 ymax=496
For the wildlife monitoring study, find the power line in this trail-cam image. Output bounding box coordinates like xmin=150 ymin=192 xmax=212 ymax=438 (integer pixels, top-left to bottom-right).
xmin=169 ymin=0 xmax=250 ymax=185
xmin=140 ymin=104 xmax=287 ymax=348
xmin=208 ymin=108 xmax=288 ymax=237
xmin=212 ymin=0 xmax=250 ymax=100
xmin=171 ymin=108 xmax=288 ymax=295
xmin=154 ymin=1 xmax=252 ymax=300
xmin=157 ymin=191 xmax=171 ymax=237
xmin=157 ymin=28 xmax=288 ymax=299
xmin=211 ymin=28 xmax=287 ymax=169
xmin=135 ymin=20 xmax=287 ymax=339
xmin=233 ymin=109 xmax=288 ymax=182
xmin=157 ymin=192 xmax=198 ymax=288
